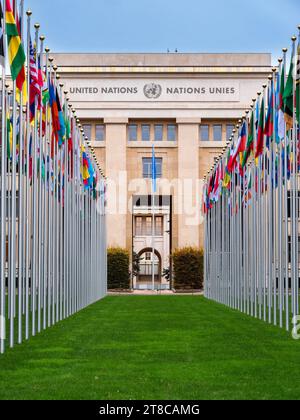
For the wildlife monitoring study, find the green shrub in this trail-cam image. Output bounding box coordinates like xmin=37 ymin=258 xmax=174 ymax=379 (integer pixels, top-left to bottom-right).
xmin=107 ymin=248 xmax=130 ymax=290
xmin=172 ymin=247 xmax=204 ymax=290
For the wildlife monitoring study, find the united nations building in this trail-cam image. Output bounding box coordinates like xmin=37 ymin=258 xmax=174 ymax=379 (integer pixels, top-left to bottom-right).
xmin=53 ymin=52 xmax=271 ymax=289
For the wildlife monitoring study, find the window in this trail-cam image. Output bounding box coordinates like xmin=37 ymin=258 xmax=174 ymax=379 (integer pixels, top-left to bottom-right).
xmin=167 ymin=124 xmax=176 ymax=141
xmin=226 ymin=124 xmax=234 ymax=141
xmin=134 ymin=217 xmax=164 ymax=237
xmin=95 ymin=124 xmax=105 ymax=142
xmin=200 ymin=125 xmax=209 ymax=142
xmin=128 ymin=124 xmax=138 ymax=141
xmin=135 ymin=217 xmax=143 ymax=236
xmin=213 ymin=125 xmax=222 ymax=142
xmin=155 ymin=216 xmax=163 ymax=236
xmin=145 ymin=252 xmax=152 ymax=261
xmin=142 ymin=157 xmax=163 ymax=179
xmin=142 ymin=125 xmax=151 ymax=141
xmin=154 ymin=125 xmax=163 ymax=141
xmin=146 ymin=217 xmax=152 ymax=235
xmin=83 ymin=124 xmax=92 ymax=141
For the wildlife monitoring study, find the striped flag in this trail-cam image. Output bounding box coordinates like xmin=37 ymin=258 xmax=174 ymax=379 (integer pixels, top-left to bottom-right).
xmin=5 ymin=0 xmax=25 ymax=84
xmin=283 ymin=47 xmax=294 ymax=130
xmin=255 ymin=97 xmax=265 ymax=158
xmin=29 ymin=39 xmax=41 ymax=121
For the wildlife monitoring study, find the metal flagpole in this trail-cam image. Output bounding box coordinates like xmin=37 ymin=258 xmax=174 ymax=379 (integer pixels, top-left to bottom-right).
xmin=25 ymin=9 xmax=31 ymax=340
xmin=152 ymin=145 xmax=156 ymax=292
xmin=0 ymin=0 xmax=7 ymax=353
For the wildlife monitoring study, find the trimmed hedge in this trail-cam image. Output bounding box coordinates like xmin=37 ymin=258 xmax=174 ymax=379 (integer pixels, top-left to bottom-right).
xmin=172 ymin=247 xmax=204 ymax=290
xmin=107 ymin=248 xmax=130 ymax=290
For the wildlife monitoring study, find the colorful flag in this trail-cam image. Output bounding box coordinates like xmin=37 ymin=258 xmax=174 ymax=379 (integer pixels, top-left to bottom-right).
xmin=49 ymin=78 xmax=60 ymax=148
xmin=264 ymin=81 xmax=274 ymax=148
xmin=29 ymin=39 xmax=41 ymax=121
xmin=278 ymin=62 xmax=286 ymax=140
xmin=242 ymin=111 xmax=254 ymax=168
xmin=283 ymin=48 xmax=295 ymax=130
xmin=255 ymin=97 xmax=265 ymax=158
xmin=228 ymin=123 xmax=247 ymax=172
xmin=5 ymin=0 xmax=25 ymax=86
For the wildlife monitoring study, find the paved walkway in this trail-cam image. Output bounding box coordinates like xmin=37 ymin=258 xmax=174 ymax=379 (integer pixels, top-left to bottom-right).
xmin=108 ymin=290 xmax=204 ymax=296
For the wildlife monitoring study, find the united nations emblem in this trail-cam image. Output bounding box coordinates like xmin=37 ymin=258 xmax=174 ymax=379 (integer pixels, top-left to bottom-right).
xmin=143 ymin=83 xmax=162 ymax=99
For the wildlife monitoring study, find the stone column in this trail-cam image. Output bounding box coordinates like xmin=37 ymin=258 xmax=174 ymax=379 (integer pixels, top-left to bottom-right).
xmin=177 ymin=118 xmax=202 ymax=248
xmin=105 ymin=118 xmax=128 ymax=248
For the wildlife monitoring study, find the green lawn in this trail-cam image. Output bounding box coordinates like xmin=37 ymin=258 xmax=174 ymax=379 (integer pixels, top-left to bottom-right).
xmin=0 ymin=296 xmax=299 ymax=400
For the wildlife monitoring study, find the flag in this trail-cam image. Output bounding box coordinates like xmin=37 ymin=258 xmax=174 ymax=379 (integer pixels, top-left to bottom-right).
xmin=56 ymin=89 xmax=66 ymax=146
xmin=255 ymin=97 xmax=265 ymax=158
xmin=49 ymin=78 xmax=60 ymax=147
xmin=13 ymin=1 xmax=25 ymax=92
xmin=228 ymin=123 xmax=246 ymax=172
xmin=242 ymin=111 xmax=254 ymax=168
xmin=296 ymin=38 xmax=300 ymax=124
xmin=278 ymin=63 xmax=286 ymax=140
xmin=264 ymin=81 xmax=274 ymax=148
xmin=0 ymin=1 xmax=4 ymax=67
xmin=283 ymin=48 xmax=294 ymax=130
xmin=29 ymin=39 xmax=41 ymax=121
xmin=5 ymin=0 xmax=25 ymax=86
xmin=223 ymin=148 xmax=231 ymax=189
xmin=152 ymin=145 xmax=157 ymax=193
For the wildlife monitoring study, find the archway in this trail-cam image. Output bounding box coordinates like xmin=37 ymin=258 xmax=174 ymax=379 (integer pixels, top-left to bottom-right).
xmin=136 ymin=248 xmax=162 ymax=290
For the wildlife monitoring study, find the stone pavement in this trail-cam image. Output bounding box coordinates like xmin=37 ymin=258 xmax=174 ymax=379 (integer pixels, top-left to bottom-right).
xmin=108 ymin=290 xmax=204 ymax=296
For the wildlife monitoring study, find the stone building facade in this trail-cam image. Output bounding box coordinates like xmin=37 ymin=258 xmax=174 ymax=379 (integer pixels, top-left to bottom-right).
xmin=53 ymin=53 xmax=271 ymax=289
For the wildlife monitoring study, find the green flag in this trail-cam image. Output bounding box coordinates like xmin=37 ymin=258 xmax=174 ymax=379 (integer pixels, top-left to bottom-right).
xmin=283 ymin=49 xmax=294 ymax=130
xmin=242 ymin=110 xmax=254 ymax=168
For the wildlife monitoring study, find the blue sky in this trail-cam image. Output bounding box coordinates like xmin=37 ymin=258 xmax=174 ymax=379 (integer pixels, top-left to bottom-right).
xmin=26 ymin=0 xmax=299 ymax=60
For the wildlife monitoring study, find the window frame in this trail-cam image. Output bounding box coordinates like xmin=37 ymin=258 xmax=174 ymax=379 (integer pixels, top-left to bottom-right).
xmin=167 ymin=124 xmax=177 ymax=142
xmin=128 ymin=124 xmax=138 ymax=141
xmin=154 ymin=124 xmax=163 ymax=142
xmin=213 ymin=124 xmax=223 ymax=142
xmin=200 ymin=124 xmax=210 ymax=142
xmin=95 ymin=124 xmax=105 ymax=142
xmin=142 ymin=157 xmax=163 ymax=179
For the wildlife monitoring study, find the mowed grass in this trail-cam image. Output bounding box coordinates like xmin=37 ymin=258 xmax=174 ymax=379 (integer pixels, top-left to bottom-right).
xmin=0 ymin=296 xmax=300 ymax=400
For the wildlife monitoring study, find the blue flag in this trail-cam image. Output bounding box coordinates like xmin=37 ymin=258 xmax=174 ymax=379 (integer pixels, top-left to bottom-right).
xmin=152 ymin=146 xmax=157 ymax=193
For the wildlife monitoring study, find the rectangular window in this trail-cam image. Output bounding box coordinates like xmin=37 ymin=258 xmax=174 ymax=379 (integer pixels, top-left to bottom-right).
xmin=155 ymin=216 xmax=163 ymax=236
xmin=145 ymin=217 xmax=152 ymax=236
xmin=213 ymin=125 xmax=223 ymax=142
xmin=226 ymin=124 xmax=234 ymax=141
xmin=135 ymin=217 xmax=143 ymax=236
xmin=95 ymin=124 xmax=105 ymax=142
xmin=142 ymin=157 xmax=163 ymax=179
xmin=128 ymin=124 xmax=138 ymax=141
xmin=200 ymin=125 xmax=209 ymax=142
xmin=142 ymin=124 xmax=151 ymax=141
xmin=83 ymin=124 xmax=92 ymax=141
xmin=167 ymin=124 xmax=176 ymax=141
xmin=154 ymin=125 xmax=163 ymax=141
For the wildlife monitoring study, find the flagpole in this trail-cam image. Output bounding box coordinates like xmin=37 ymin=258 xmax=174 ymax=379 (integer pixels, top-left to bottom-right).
xmin=152 ymin=146 xmax=155 ymax=292
xmin=0 ymin=0 xmax=7 ymax=353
